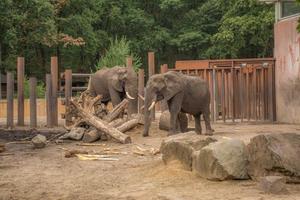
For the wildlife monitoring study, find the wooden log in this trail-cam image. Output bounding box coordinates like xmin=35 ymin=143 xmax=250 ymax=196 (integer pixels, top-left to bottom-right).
xmin=17 ymin=57 xmax=25 ymax=126
xmin=70 ymin=100 xmax=131 ymax=144
xmin=104 ymin=99 xmax=128 ymax=122
xmin=46 ymin=74 xmax=53 ymax=127
xmin=108 ymin=118 xmax=127 ymax=128
xmin=116 ymin=118 xmax=139 ymax=133
xmin=51 ymin=56 xmax=58 ymax=126
xmin=6 ymin=72 xmax=14 ymax=128
xmin=82 ymin=129 xmax=101 ymax=143
xmin=29 ymin=77 xmax=37 ymax=128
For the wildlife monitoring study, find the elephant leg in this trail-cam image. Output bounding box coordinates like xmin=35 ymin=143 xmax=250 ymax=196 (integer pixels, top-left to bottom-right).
xmin=168 ymin=93 xmax=183 ymax=136
xmin=203 ymin=109 xmax=213 ymax=135
xmin=194 ymin=114 xmax=202 ymax=135
xmin=108 ymin=86 xmax=122 ymax=107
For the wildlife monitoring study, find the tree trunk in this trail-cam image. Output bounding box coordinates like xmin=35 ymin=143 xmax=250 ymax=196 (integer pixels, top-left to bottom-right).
xmin=116 ymin=118 xmax=139 ymax=133
xmin=104 ymin=99 xmax=128 ymax=122
xmin=70 ymin=100 xmax=131 ymax=144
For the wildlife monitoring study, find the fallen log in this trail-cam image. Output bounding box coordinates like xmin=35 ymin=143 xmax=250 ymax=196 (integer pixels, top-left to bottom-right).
xmin=70 ymin=100 xmax=131 ymax=144
xmin=104 ymin=99 xmax=129 ymax=122
xmin=117 ymin=118 xmax=139 ymax=133
xmin=108 ymin=118 xmax=128 ymax=128
xmin=82 ymin=129 xmax=101 ymax=143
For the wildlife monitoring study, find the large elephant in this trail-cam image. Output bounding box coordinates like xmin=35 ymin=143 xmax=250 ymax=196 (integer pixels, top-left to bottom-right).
xmin=87 ymin=66 xmax=138 ymax=115
xmin=143 ymin=71 xmax=213 ymax=137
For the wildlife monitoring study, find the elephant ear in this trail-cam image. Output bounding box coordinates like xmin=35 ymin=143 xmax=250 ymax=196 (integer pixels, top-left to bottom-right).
xmin=163 ymin=72 xmax=185 ymax=101
xmin=110 ymin=74 xmax=123 ymax=92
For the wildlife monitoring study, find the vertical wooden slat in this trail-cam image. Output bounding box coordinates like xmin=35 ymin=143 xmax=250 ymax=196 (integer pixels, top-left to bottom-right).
xmin=0 ymin=70 xmax=2 ymax=100
xmin=6 ymin=72 xmax=14 ymax=128
xmin=261 ymin=68 xmax=265 ymax=120
xmin=225 ymin=71 xmax=229 ymax=119
xmin=138 ymin=69 xmax=145 ymax=114
xmin=46 ymin=74 xmax=53 ymax=127
xmin=230 ymin=68 xmax=235 ymax=122
xmin=17 ymin=57 xmax=25 ymax=126
xmin=160 ymin=64 xmax=168 ymax=112
xmin=51 ymin=56 xmax=58 ymax=126
xmin=148 ymin=52 xmax=155 ymax=120
xmin=253 ymin=67 xmax=257 ymax=121
xmin=212 ymin=68 xmax=216 ymax=122
xmin=29 ymin=77 xmax=37 ymax=128
xmin=239 ymin=69 xmax=244 ymax=122
xmin=268 ymin=64 xmax=274 ymax=121
xmin=246 ymin=67 xmax=250 ymax=121
xmin=221 ymin=69 xmax=225 ymax=122
xmin=65 ymin=69 xmax=72 ymax=125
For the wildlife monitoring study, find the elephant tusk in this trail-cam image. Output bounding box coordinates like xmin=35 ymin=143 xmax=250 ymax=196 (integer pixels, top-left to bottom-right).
xmin=148 ymin=101 xmax=156 ymax=111
xmin=138 ymin=94 xmax=145 ymax=101
xmin=126 ymin=92 xmax=135 ymax=100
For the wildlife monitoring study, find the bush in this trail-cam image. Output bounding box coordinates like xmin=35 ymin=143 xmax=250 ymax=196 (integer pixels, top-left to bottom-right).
xmin=24 ymin=77 xmax=45 ymax=99
xmin=96 ymin=37 xmax=142 ymax=71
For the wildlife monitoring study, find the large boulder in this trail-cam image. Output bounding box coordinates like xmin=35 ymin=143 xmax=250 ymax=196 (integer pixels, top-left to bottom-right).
xmin=258 ymin=176 xmax=288 ymax=194
xmin=193 ymin=139 xmax=249 ymax=181
xmin=160 ymin=131 xmax=217 ymax=170
xmin=247 ymin=133 xmax=300 ymax=183
xmin=159 ymin=111 xmax=188 ymax=132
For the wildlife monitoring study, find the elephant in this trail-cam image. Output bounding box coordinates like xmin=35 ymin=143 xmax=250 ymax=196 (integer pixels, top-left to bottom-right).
xmin=143 ymin=71 xmax=213 ymax=137
xmin=87 ymin=66 xmax=138 ymax=115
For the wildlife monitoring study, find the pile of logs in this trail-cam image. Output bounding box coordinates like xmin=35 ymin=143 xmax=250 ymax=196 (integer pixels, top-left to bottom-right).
xmin=63 ymin=91 xmax=143 ymax=144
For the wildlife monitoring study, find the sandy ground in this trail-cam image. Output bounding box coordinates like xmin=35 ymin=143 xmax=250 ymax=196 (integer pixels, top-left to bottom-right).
xmin=1 ymin=121 xmax=300 ymax=200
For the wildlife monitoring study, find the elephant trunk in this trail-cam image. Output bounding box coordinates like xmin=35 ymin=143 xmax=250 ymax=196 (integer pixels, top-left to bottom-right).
xmin=143 ymin=89 xmax=156 ymax=137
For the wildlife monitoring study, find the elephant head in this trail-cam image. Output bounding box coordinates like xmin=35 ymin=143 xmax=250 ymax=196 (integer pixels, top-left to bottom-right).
xmin=143 ymin=71 xmax=185 ymax=136
xmin=111 ymin=66 xmax=138 ymax=114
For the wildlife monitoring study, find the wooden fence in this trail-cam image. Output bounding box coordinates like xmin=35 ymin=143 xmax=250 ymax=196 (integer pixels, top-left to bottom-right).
xmin=171 ymin=58 xmax=276 ymax=122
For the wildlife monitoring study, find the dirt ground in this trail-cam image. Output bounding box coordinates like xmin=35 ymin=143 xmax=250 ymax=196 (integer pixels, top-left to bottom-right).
xmin=1 ymin=120 xmax=300 ymax=200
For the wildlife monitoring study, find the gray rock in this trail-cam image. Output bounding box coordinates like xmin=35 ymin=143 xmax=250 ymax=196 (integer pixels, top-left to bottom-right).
xmin=259 ymin=176 xmax=287 ymax=194
xmin=60 ymin=127 xmax=85 ymax=140
xmin=193 ymin=139 xmax=249 ymax=181
xmin=247 ymin=133 xmax=300 ymax=183
xmin=159 ymin=111 xmax=188 ymax=132
xmin=160 ymin=131 xmax=217 ymax=170
xmin=31 ymin=134 xmax=47 ymax=148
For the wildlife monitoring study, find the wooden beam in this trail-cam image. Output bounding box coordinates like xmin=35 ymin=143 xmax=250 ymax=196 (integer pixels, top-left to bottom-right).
xmin=51 ymin=56 xmax=58 ymax=126
xmin=17 ymin=57 xmax=25 ymax=126
xmin=29 ymin=77 xmax=37 ymax=128
xmin=65 ymin=69 xmax=72 ymax=125
xmin=6 ymin=72 xmax=14 ymax=128
xmin=46 ymin=74 xmax=53 ymax=127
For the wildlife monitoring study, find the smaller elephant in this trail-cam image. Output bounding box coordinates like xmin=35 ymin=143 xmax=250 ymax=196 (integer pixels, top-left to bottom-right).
xmin=143 ymin=71 xmax=213 ymax=136
xmin=87 ymin=66 xmax=138 ymax=115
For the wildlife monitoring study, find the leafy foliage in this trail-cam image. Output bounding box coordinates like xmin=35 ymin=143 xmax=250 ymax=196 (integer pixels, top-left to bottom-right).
xmin=96 ymin=37 xmax=142 ymax=71
xmin=0 ymin=0 xmax=274 ymax=80
xmin=24 ymin=78 xmax=46 ymax=99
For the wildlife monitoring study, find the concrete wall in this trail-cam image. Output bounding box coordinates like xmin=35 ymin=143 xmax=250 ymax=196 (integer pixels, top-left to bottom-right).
xmin=274 ymin=16 xmax=300 ymax=123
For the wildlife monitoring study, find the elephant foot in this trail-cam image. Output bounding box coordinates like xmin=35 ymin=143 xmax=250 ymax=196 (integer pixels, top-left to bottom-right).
xmin=167 ymin=131 xmax=179 ymax=137
xmin=195 ymin=129 xmax=202 ymax=135
xmin=143 ymin=132 xmax=149 ymax=137
xmin=204 ymin=130 xmax=213 ymax=136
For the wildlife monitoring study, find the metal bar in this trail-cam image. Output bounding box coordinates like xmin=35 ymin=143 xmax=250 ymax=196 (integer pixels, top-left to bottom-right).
xmin=46 ymin=74 xmax=53 ymax=127
xmin=51 ymin=56 xmax=58 ymax=126
xmin=17 ymin=57 xmax=25 ymax=126
xmin=29 ymin=77 xmax=37 ymax=128
xmin=6 ymin=72 xmax=14 ymax=128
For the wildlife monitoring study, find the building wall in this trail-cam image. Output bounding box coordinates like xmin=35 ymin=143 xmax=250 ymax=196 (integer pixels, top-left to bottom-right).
xmin=274 ymin=16 xmax=300 ymax=123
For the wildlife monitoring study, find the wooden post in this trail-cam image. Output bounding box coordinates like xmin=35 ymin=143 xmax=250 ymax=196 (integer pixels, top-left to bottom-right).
xmin=126 ymin=57 xmax=133 ymax=69
xmin=211 ymin=68 xmax=216 ymax=122
xmin=46 ymin=74 xmax=53 ymax=127
xmin=239 ymin=69 xmax=244 ymax=122
xmin=51 ymin=56 xmax=58 ymax=126
xmin=268 ymin=64 xmax=275 ymax=121
xmin=65 ymin=69 xmax=72 ymax=125
xmin=17 ymin=57 xmax=25 ymax=126
xmin=148 ymin=52 xmax=155 ymax=120
xmin=253 ymin=68 xmax=257 ymax=121
xmin=6 ymin=72 xmax=14 ymax=128
xmin=246 ymin=67 xmax=250 ymax=121
xmin=29 ymin=77 xmax=37 ymax=128
xmin=138 ymin=69 xmax=144 ymax=114
xmin=221 ymin=69 xmax=225 ymax=122
xmin=161 ymin=64 xmax=168 ymax=74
